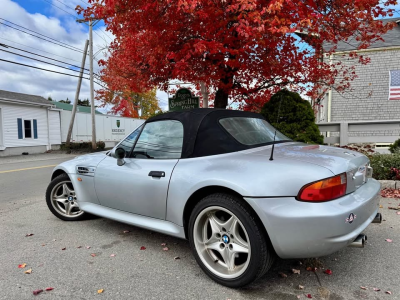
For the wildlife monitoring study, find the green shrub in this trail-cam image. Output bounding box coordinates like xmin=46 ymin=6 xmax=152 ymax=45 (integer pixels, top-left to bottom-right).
xmin=369 ymin=154 xmax=400 ymax=180
xmin=389 ymin=138 xmax=400 ymax=154
xmin=96 ymin=141 xmax=105 ymax=150
xmin=260 ymin=90 xmax=323 ymax=144
xmin=61 ymin=141 xmax=105 ymax=152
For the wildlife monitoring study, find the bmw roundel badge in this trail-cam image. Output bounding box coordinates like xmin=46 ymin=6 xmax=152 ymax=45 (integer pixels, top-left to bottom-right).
xmin=346 ymin=213 xmax=356 ymax=224
xmin=222 ymin=235 xmax=230 ymax=244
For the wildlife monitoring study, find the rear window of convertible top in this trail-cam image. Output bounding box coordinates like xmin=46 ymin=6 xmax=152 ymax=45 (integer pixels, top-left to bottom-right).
xmin=219 ymin=117 xmax=290 ymax=146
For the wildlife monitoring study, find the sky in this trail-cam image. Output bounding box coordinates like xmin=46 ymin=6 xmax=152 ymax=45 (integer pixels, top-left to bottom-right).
xmin=0 ymin=0 xmax=399 ymax=114
xmin=0 ymin=0 xmax=169 ymax=113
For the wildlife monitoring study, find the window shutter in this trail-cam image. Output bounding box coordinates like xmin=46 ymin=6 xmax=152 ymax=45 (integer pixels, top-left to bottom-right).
xmin=33 ymin=119 xmax=38 ymax=139
xmin=17 ymin=118 xmax=23 ymax=139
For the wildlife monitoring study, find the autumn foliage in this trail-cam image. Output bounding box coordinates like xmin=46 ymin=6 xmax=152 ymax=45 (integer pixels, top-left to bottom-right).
xmin=80 ymin=0 xmax=398 ymax=110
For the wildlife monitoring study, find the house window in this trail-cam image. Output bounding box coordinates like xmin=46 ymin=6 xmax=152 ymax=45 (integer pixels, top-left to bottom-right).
xmin=24 ymin=120 xmax=32 ymax=138
xmin=17 ymin=118 xmax=38 ymax=139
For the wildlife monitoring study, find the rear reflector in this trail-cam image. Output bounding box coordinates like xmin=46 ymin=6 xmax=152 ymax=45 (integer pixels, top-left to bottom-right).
xmin=297 ymin=173 xmax=347 ymax=202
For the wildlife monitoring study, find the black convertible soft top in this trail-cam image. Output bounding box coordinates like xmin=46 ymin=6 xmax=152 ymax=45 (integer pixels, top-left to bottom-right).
xmin=146 ymin=108 xmax=267 ymax=159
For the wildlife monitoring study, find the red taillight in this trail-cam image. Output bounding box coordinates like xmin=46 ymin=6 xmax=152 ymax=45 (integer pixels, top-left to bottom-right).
xmin=297 ymin=173 xmax=347 ymax=202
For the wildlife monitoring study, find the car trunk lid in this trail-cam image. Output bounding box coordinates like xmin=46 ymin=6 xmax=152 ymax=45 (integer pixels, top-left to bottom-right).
xmin=249 ymin=143 xmax=370 ymax=193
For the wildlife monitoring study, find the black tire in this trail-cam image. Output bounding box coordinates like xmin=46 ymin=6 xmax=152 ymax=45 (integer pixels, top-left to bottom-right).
xmin=188 ymin=193 xmax=275 ymax=288
xmin=46 ymin=173 xmax=88 ymax=221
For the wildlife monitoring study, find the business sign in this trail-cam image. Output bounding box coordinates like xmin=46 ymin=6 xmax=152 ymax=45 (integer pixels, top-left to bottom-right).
xmin=169 ymin=88 xmax=200 ymax=111
xmin=112 ymin=119 xmax=125 ymax=135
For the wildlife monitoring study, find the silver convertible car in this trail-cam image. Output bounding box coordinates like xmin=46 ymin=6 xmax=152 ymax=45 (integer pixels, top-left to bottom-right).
xmin=46 ymin=108 xmax=381 ymax=287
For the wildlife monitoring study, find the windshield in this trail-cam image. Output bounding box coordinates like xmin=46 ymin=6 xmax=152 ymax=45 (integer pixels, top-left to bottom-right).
xmin=219 ymin=117 xmax=291 ymax=146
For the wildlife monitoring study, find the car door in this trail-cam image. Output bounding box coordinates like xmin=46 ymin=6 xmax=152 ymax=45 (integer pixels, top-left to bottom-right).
xmin=94 ymin=120 xmax=184 ymax=220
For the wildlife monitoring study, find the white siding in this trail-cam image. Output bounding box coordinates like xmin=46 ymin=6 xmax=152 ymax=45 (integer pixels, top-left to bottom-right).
xmin=49 ymin=110 xmax=61 ymax=145
xmin=0 ymin=103 xmax=49 ymax=147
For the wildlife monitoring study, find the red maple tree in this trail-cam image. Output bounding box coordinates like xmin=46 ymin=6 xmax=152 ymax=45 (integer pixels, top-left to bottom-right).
xmin=79 ymin=0 xmax=397 ymax=110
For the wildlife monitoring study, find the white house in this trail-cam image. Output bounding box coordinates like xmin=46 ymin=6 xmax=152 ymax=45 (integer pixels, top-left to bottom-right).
xmin=0 ymin=90 xmax=61 ymax=157
xmin=0 ymin=89 xmax=145 ymax=157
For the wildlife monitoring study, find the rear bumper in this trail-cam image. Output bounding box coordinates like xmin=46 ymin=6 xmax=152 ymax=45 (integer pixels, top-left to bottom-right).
xmin=245 ymin=178 xmax=381 ymax=259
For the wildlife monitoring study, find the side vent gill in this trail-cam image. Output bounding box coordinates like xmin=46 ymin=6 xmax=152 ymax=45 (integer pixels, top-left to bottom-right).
xmin=76 ymin=166 xmax=96 ymax=177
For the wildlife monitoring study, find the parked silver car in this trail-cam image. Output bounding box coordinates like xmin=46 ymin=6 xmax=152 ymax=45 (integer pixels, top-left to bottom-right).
xmin=46 ymin=108 xmax=381 ymax=287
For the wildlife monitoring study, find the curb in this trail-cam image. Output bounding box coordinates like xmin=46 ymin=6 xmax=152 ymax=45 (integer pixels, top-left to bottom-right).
xmin=378 ymin=180 xmax=399 ymax=189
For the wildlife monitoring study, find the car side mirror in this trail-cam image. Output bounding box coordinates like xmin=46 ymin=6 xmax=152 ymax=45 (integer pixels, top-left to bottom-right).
xmin=111 ymin=147 xmax=126 ymax=166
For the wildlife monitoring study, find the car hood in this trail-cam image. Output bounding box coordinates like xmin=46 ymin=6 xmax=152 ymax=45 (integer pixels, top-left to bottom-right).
xmin=249 ymin=142 xmax=369 ymax=175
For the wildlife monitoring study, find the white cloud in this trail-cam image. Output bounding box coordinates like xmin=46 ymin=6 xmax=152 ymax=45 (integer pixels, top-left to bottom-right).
xmin=0 ymin=0 xmax=112 ymax=109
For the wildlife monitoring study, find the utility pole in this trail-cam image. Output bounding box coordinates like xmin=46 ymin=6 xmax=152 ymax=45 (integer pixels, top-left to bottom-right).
xmin=66 ymin=39 xmax=89 ymax=148
xmin=77 ymin=18 xmax=99 ymax=150
xmin=89 ymin=20 xmax=96 ymax=150
xmin=200 ymin=82 xmax=209 ymax=108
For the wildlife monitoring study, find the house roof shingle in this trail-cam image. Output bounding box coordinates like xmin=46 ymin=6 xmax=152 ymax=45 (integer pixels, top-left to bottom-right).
xmin=323 ymin=18 xmax=400 ymax=52
xmin=0 ymin=90 xmax=53 ymax=106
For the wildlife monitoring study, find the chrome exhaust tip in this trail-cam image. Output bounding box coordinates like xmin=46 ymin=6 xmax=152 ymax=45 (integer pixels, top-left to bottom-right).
xmin=348 ymin=234 xmax=367 ymax=248
xmin=372 ymin=213 xmax=382 ymax=224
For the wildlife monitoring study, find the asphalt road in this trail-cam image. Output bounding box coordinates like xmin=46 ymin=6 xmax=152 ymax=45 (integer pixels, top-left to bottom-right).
xmin=0 ymin=154 xmax=399 ymax=300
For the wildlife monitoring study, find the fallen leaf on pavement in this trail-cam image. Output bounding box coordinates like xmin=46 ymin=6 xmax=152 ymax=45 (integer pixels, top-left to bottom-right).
xmin=373 ymin=288 xmax=381 ymax=291
xmin=33 ymin=289 xmax=43 ymax=296
xmin=163 ymin=247 xmax=169 ymax=251
xmin=41 ymin=244 xmax=46 ymax=247
xmin=379 ymin=205 xmax=383 ymax=208
xmin=381 ymin=188 xmax=400 ymax=198
xmin=86 ymin=246 xmax=91 ymax=249
xmin=18 ymin=263 xmax=26 ymax=269
xmin=25 ymin=233 xmax=34 ymax=237
xmin=91 ymin=253 xmax=96 ymax=257
xmin=61 ymin=247 xmax=66 ymax=250
xmin=278 ymin=272 xmax=287 ymax=278
xmin=386 ymin=239 xmax=393 ymax=243
xmin=140 ymin=246 xmax=146 ymax=250
xmin=161 ymin=243 xmax=167 ymax=246
xmin=324 ymin=269 xmax=333 ymax=275
xmin=299 ymin=285 xmax=304 ymax=290
xmin=306 ymin=267 xmax=317 ymax=272
xmin=97 ymin=289 xmax=104 ymax=294
xmin=292 ymin=269 xmax=300 ymax=275
xmin=123 ymin=230 xmax=130 ymax=233
xmin=77 ymin=246 xmax=82 ymax=249
xmin=305 ymin=294 xmax=312 ymax=298
xmin=388 ymin=207 xmax=400 ymax=211
xmin=24 ymin=269 xmax=32 ymax=274
xmin=110 ymin=254 xmax=116 ymax=257
xmin=386 ymin=291 xmax=392 ymax=295
xmin=45 ymin=287 xmax=54 ymax=291
xmin=174 ymin=256 xmax=180 ymax=260
xmin=360 ymin=286 xmax=367 ymax=290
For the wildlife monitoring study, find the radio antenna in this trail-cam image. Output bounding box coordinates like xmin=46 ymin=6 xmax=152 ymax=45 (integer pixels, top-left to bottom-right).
xmin=269 ymin=94 xmax=283 ymax=161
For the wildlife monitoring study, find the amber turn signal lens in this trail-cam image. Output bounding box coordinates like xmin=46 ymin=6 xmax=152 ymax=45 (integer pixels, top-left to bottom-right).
xmin=297 ymin=173 xmax=347 ymax=202
xmin=77 ymin=177 xmax=82 ymax=182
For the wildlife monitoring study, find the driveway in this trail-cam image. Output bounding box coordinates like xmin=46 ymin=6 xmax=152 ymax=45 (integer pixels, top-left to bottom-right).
xmin=0 ymin=154 xmax=399 ymax=299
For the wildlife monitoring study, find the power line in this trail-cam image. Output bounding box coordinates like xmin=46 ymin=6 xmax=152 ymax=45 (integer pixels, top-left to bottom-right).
xmin=0 ymin=43 xmax=90 ymax=71
xmin=0 ymin=48 xmax=91 ymax=75
xmin=53 ymin=0 xmax=79 ymax=12
xmin=0 ymin=18 xmax=83 ymax=52
xmin=0 ymin=36 xmax=89 ymax=66
xmin=0 ymin=58 xmax=90 ymax=79
xmin=41 ymin=0 xmax=78 ymax=18
xmin=0 ymin=22 xmax=84 ymax=54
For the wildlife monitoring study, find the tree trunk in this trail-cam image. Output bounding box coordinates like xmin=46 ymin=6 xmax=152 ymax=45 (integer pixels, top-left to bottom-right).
xmin=214 ymin=89 xmax=229 ymax=108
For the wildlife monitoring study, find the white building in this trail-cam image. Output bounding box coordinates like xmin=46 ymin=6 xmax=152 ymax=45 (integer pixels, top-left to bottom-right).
xmin=0 ymin=90 xmax=61 ymax=157
xmin=0 ymin=90 xmax=144 ymax=157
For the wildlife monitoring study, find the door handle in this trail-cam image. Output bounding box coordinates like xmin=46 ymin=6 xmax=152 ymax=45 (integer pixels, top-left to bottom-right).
xmin=148 ymin=171 xmax=165 ymax=178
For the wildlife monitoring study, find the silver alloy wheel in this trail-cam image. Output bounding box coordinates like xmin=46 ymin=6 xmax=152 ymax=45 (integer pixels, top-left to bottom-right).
xmin=193 ymin=206 xmax=251 ymax=279
xmin=50 ymin=181 xmax=83 ymax=218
